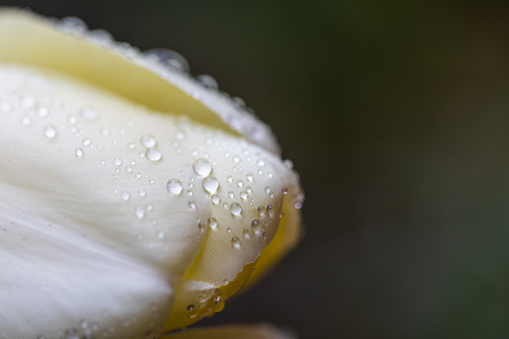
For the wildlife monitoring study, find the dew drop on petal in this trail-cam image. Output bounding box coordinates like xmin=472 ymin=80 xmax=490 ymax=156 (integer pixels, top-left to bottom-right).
xmin=251 ymin=219 xmax=262 ymax=234
xmin=193 ymin=158 xmax=212 ymax=177
xmin=211 ymin=194 xmax=221 ymax=205
xmin=246 ymin=172 xmax=254 ymax=182
xmin=188 ymin=201 xmax=197 ymax=210
xmin=146 ymin=148 xmax=162 ymax=161
xmin=230 ymin=202 xmax=242 ymax=216
xmin=75 ymin=147 xmax=83 ymax=158
xmin=140 ymin=134 xmax=157 ymax=148
xmin=114 ymin=158 xmax=122 ymax=166
xmin=243 ymin=229 xmax=251 ymax=239
xmin=196 ymin=74 xmax=219 ymax=90
xmin=43 ymin=125 xmax=57 ymax=139
xmin=202 ymin=175 xmax=219 ymax=193
xmin=208 ymin=217 xmax=218 ymax=229
xmin=135 ymin=206 xmax=145 ymax=219
xmin=167 ymin=179 xmax=183 ymax=195
xmin=80 ymin=107 xmax=99 ymax=121
xmin=121 ymin=191 xmax=130 ymax=201
xmin=231 ymin=236 xmax=241 ymax=249
xmin=21 ymin=116 xmax=32 ymax=126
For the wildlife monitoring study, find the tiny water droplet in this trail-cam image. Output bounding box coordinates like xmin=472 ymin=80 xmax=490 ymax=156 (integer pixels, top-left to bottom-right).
xmin=193 ymin=158 xmax=212 ymax=176
xmin=167 ymin=179 xmax=183 ymax=195
xmin=246 ymin=172 xmax=254 ymax=182
xmin=257 ymin=159 xmax=265 ymax=167
xmin=37 ymin=107 xmax=49 ymax=117
xmin=230 ymin=202 xmax=242 ymax=216
xmin=157 ymin=230 xmax=164 ymax=239
xmin=146 ymin=148 xmax=162 ymax=161
xmin=114 ymin=158 xmax=122 ymax=166
xmin=257 ymin=206 xmax=265 ymax=216
xmin=240 ymin=190 xmax=248 ymax=200
xmin=43 ymin=125 xmax=57 ymax=139
xmin=233 ymin=155 xmax=241 ymax=163
xmin=196 ymin=74 xmax=219 ymax=89
xmin=228 ymin=191 xmax=235 ymax=199
xmin=243 ymin=229 xmax=251 ymax=239
xmin=82 ymin=138 xmax=91 ymax=146
xmin=267 ymin=204 xmax=275 ymax=215
xmin=227 ymin=175 xmax=233 ymax=183
xmin=188 ymin=201 xmax=197 ymax=210
xmin=21 ymin=116 xmax=32 ymax=126
xmin=265 ymin=186 xmax=271 ymax=195
xmin=121 ymin=191 xmax=130 ymax=201
xmin=138 ymin=189 xmax=146 ymax=197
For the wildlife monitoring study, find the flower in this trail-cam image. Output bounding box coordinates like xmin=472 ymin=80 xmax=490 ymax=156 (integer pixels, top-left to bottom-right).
xmin=0 ymin=8 xmax=303 ymax=339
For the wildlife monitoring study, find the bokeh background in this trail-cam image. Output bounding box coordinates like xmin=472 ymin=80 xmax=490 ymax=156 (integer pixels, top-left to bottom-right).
xmin=3 ymin=1 xmax=509 ymax=338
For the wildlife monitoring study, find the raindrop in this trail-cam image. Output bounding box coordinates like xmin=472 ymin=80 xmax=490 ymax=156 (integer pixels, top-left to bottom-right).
xmin=202 ymin=175 xmax=219 ymax=193
xmin=140 ymin=134 xmax=157 ymax=148
xmin=75 ymin=147 xmax=83 ymax=158
xmin=230 ymin=202 xmax=242 ymax=216
xmin=193 ymin=158 xmax=212 ymax=176
xmin=146 ymin=148 xmax=162 ymax=161
xmin=231 ymin=236 xmax=241 ymax=249
xmin=167 ymin=179 xmax=183 ymax=195
xmin=208 ymin=217 xmax=218 ymax=229
xmin=43 ymin=125 xmax=57 ymax=139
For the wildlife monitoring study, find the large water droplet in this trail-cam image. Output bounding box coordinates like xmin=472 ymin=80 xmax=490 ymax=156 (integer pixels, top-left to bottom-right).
xmin=230 ymin=202 xmax=242 ymax=216
xmin=146 ymin=148 xmax=162 ymax=161
xmin=202 ymin=175 xmax=219 ymax=193
xmin=43 ymin=125 xmax=57 ymax=139
xmin=140 ymin=134 xmax=157 ymax=148
xmin=167 ymin=179 xmax=183 ymax=195
xmin=193 ymin=158 xmax=212 ymax=177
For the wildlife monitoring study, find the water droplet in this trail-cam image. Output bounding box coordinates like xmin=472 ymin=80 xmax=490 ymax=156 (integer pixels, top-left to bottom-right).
xmin=157 ymin=230 xmax=164 ymax=239
xmin=100 ymin=128 xmax=109 ymax=136
xmin=202 ymin=175 xmax=219 ymax=193
xmin=126 ymin=166 xmax=133 ymax=172
xmin=230 ymin=202 xmax=242 ymax=216
xmin=80 ymin=107 xmax=99 ymax=121
xmin=21 ymin=95 xmax=36 ymax=108
xmin=167 ymin=179 xmax=183 ymax=195
xmin=43 ymin=125 xmax=57 ymax=139
xmin=240 ymin=190 xmax=248 ymax=200
xmin=193 ymin=158 xmax=212 ymax=176
xmin=188 ymin=201 xmax=197 ymax=210
xmin=138 ymin=189 xmax=146 ymax=197
xmin=140 ymin=134 xmax=157 ymax=148
xmin=231 ymin=236 xmax=241 ymax=249
xmin=68 ymin=115 xmax=77 ymax=124
xmin=246 ymin=172 xmax=254 ymax=182
xmin=128 ymin=142 xmax=135 ymax=149
xmin=284 ymin=159 xmax=294 ymax=170
xmin=295 ymin=202 xmax=303 ymax=209
xmin=82 ymin=138 xmax=91 ymax=146
xmin=257 ymin=159 xmax=265 ymax=167
xmin=75 ymin=147 xmax=83 ymax=158
xmin=21 ymin=116 xmax=32 ymax=126
xmin=246 ymin=186 xmax=252 ymax=193
xmin=282 ymin=187 xmax=289 ymax=194
xmin=236 ymin=179 xmax=244 ymax=187
xmin=135 ymin=206 xmax=145 ymax=219
xmin=129 ymin=159 xmax=136 ymax=166
xmin=114 ymin=158 xmax=122 ymax=166
xmin=121 ymin=191 xmax=130 ymax=201
xmin=233 ymin=155 xmax=241 ymax=163
xmin=228 ymin=191 xmax=235 ymax=199
xmin=227 ymin=175 xmax=233 ymax=183
xmin=196 ymin=74 xmax=219 ymax=89
xmin=251 ymin=219 xmax=262 ymax=234
xmin=265 ymin=186 xmax=271 ymax=195
xmin=146 ymin=148 xmax=162 ymax=161
xmin=208 ymin=217 xmax=218 ymax=229
xmin=243 ymin=229 xmax=251 ymax=239
xmin=211 ymin=194 xmax=221 ymax=205
xmin=267 ymin=205 xmax=275 ymax=215
xmin=257 ymin=206 xmax=265 ymax=216
xmin=145 ymin=48 xmax=191 ymax=73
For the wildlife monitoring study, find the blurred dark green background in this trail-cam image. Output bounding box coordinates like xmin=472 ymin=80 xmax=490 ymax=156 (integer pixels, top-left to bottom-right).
xmin=4 ymin=0 xmax=509 ymax=338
